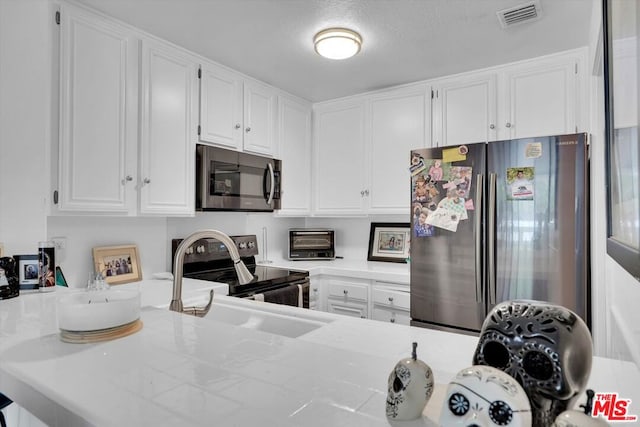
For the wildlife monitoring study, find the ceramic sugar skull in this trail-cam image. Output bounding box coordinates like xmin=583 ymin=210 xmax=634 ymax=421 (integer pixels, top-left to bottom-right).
xmin=386 ymin=342 xmax=434 ymax=421
xmin=473 ymin=300 xmax=593 ymax=427
xmin=440 ymin=365 xmax=532 ymax=426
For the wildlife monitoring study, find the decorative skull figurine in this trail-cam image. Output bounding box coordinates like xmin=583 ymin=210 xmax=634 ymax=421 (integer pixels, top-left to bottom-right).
xmin=440 ymin=365 xmax=532 ymax=426
xmin=473 ymin=300 xmax=593 ymax=427
xmin=386 ymin=342 xmax=434 ymax=421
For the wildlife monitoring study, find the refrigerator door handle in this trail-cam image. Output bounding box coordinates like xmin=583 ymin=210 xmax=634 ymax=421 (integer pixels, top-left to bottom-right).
xmin=475 ymin=173 xmax=484 ymax=303
xmin=488 ymin=172 xmax=497 ymax=305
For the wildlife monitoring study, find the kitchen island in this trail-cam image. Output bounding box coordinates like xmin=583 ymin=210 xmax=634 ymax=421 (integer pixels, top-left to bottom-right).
xmin=1 ymin=280 xmax=639 ymax=426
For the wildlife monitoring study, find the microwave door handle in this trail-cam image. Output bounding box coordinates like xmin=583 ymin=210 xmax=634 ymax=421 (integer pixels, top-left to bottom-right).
xmin=266 ymin=162 xmax=275 ymax=205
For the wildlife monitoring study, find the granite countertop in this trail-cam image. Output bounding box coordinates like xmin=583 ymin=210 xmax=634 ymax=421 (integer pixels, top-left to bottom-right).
xmin=1 ymin=280 xmax=638 ymax=426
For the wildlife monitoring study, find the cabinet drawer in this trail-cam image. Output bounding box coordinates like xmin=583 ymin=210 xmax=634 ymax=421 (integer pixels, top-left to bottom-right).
xmin=372 ymin=287 xmax=410 ymax=310
xmin=328 ymin=281 xmax=368 ymax=301
xmin=372 ymin=306 xmax=411 ymax=325
xmin=327 ymin=299 xmax=368 ymax=319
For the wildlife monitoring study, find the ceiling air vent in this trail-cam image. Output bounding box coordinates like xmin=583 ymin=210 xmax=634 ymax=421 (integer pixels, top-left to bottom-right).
xmin=496 ymin=1 xmax=542 ymax=28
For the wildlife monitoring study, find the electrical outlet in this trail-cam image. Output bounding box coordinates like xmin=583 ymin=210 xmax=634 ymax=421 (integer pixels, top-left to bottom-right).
xmin=51 ymin=237 xmax=67 ymax=250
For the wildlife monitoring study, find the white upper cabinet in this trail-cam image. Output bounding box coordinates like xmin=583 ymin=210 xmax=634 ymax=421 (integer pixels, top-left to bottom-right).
xmin=431 ymin=49 xmax=585 ymax=146
xmin=198 ymin=63 xmax=277 ymax=156
xmin=277 ymin=94 xmax=312 ymax=215
xmin=58 ymin=4 xmax=137 ymax=213
xmin=313 ymin=99 xmax=367 ymax=215
xmin=367 ymin=84 xmax=430 ymax=214
xmin=139 ymin=38 xmax=197 ymax=216
xmin=57 ymin=4 xmax=196 ymax=216
xmin=198 ymin=62 xmax=243 ymax=150
xmin=312 ymin=85 xmax=430 ymax=215
xmin=432 ymin=74 xmax=497 ymax=146
xmin=243 ymin=79 xmax=277 ymax=156
xmin=501 ymin=54 xmax=579 ymax=139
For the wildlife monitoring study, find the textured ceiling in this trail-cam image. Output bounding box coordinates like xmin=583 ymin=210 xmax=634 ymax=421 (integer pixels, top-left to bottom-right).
xmin=73 ymin=0 xmax=594 ymax=102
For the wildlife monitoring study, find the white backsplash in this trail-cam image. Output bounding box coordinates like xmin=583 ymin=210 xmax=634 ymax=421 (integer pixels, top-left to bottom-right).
xmin=46 ymin=212 xmax=408 ymax=288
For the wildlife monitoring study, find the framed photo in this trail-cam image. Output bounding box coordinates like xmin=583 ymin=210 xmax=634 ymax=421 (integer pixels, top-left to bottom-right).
xmin=92 ymin=245 xmax=142 ymax=285
xmin=14 ymin=254 xmax=39 ymax=290
xmin=367 ymin=222 xmax=410 ymax=263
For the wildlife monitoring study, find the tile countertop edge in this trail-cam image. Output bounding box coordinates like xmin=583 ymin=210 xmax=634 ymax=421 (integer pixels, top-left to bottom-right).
xmin=259 ymin=258 xmax=410 ymax=284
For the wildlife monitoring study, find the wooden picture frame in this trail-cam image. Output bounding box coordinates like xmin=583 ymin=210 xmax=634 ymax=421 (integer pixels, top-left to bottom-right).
xmin=92 ymin=245 xmax=141 ymax=285
xmin=367 ymin=222 xmax=410 ymax=263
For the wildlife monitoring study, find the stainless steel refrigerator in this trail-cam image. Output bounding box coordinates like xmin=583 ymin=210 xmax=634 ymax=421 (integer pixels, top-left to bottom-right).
xmin=409 ymin=133 xmax=589 ymax=333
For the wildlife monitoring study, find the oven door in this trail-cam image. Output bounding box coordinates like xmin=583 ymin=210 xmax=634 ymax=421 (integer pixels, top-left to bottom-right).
xmin=243 ymin=278 xmax=310 ymax=308
xmin=196 ymin=145 xmax=281 ymax=211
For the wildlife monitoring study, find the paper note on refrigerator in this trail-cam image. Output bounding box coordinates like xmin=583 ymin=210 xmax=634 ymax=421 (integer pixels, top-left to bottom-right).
xmin=442 ymin=147 xmax=466 ymax=162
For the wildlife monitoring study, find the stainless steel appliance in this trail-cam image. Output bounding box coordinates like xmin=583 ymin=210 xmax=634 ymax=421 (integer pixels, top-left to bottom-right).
xmin=410 ymin=133 xmax=589 ymax=333
xmin=196 ymin=144 xmax=281 ymax=211
xmin=172 ymin=235 xmax=309 ymax=306
xmin=288 ymin=229 xmax=335 ymax=260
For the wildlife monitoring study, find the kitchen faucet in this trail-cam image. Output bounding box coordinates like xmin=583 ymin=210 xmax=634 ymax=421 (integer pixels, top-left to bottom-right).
xmin=170 ymin=229 xmax=255 ymax=317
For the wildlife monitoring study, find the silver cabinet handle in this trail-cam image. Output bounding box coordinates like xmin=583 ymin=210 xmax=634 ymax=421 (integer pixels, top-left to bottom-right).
xmin=360 ymin=190 xmax=365 ymax=196
xmin=489 ymin=124 xmax=495 ymax=129
xmin=388 ymin=297 xmax=394 ymax=302
xmin=143 ymin=178 xmax=151 ymax=184
xmin=235 ymin=124 xmax=241 ymax=129
xmin=390 ymin=318 xmax=396 ymax=323
xmin=343 ymin=289 xmax=348 ymax=295
xmin=364 ymin=189 xmax=369 ymax=196
xmin=313 ymin=288 xmax=318 ymax=292
xmin=245 ymin=127 xmax=251 ymax=133
xmin=122 ymin=175 xmax=133 ymax=185
xmin=505 ymin=122 xmax=512 ymax=128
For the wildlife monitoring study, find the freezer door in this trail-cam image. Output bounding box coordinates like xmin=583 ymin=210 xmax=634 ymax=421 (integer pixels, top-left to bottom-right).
xmin=487 ymin=133 xmax=589 ymax=324
xmin=410 ymin=142 xmax=486 ymax=332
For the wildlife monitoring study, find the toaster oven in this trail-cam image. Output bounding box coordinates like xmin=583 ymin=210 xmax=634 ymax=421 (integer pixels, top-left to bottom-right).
xmin=288 ymin=229 xmax=335 ymax=260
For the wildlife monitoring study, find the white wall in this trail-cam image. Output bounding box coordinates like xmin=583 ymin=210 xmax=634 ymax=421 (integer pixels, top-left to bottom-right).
xmin=0 ymin=0 xmax=52 ymax=254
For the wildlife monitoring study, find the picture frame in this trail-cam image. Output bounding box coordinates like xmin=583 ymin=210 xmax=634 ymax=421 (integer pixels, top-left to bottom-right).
xmin=13 ymin=254 xmax=40 ymax=290
xmin=92 ymin=245 xmax=142 ymax=285
xmin=367 ymin=222 xmax=410 ymax=263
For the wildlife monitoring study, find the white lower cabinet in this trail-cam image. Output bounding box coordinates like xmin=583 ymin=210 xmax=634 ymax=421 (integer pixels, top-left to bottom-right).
xmin=371 ymin=282 xmax=411 ymax=325
xmin=325 ymin=278 xmax=369 ymax=319
xmin=309 ymin=278 xmax=323 ymax=311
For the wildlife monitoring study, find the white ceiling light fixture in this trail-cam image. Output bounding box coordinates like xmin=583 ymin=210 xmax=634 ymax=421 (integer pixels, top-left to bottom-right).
xmin=314 ymin=28 xmax=362 ymax=60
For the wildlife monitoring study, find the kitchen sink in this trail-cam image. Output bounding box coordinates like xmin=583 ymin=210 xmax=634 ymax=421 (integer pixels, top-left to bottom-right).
xmin=201 ymin=298 xmax=332 ymax=338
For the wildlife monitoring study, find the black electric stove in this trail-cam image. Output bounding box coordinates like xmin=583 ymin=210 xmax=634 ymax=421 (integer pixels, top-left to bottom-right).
xmin=171 ymin=235 xmax=309 ymax=300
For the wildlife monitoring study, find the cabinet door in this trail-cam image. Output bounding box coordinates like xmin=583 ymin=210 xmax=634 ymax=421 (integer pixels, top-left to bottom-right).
xmin=502 ymin=58 xmax=577 ymax=139
xmin=139 ymin=39 xmax=196 ymax=216
xmin=277 ymin=94 xmax=312 ymax=215
xmin=313 ymin=100 xmax=366 ymax=215
xmin=433 ymin=74 xmax=497 ymax=146
xmin=243 ymin=80 xmax=276 ymax=156
xmin=199 ymin=62 xmax=242 ymax=149
xmin=58 ymin=5 xmax=137 ymax=213
xmin=368 ymin=85 xmax=430 ymax=213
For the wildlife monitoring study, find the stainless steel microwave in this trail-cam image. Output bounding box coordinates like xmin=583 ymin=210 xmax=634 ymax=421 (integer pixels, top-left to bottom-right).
xmin=288 ymin=229 xmax=335 ymax=260
xmin=196 ymin=144 xmax=281 ymax=212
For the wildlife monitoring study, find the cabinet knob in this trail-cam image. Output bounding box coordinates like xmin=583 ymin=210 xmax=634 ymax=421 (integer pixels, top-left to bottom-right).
xmin=364 ymin=189 xmax=369 ymax=196
xmin=245 ymin=127 xmax=251 ymax=133
xmin=235 ymin=123 xmax=241 ymax=129
xmin=143 ymin=178 xmax=151 ymax=184
xmin=343 ymin=289 xmax=348 ymax=295
xmin=122 ymin=175 xmax=133 ymax=185
xmin=489 ymin=124 xmax=495 ymax=129
xmin=360 ymin=315 xmax=366 ymax=319
xmin=313 ymin=288 xmax=318 ymax=292
xmin=505 ymin=122 xmax=512 ymax=128
xmin=388 ymin=297 xmax=394 ymax=302
xmin=390 ymin=318 xmax=396 ymax=323
xmin=360 ymin=190 xmax=365 ymax=196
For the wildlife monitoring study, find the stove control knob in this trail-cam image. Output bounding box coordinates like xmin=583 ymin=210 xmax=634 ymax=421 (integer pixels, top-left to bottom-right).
xmin=186 ymin=246 xmax=193 ymax=255
xmin=247 ymin=241 xmax=256 ymax=249
xmin=238 ymin=242 xmax=247 ymax=249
